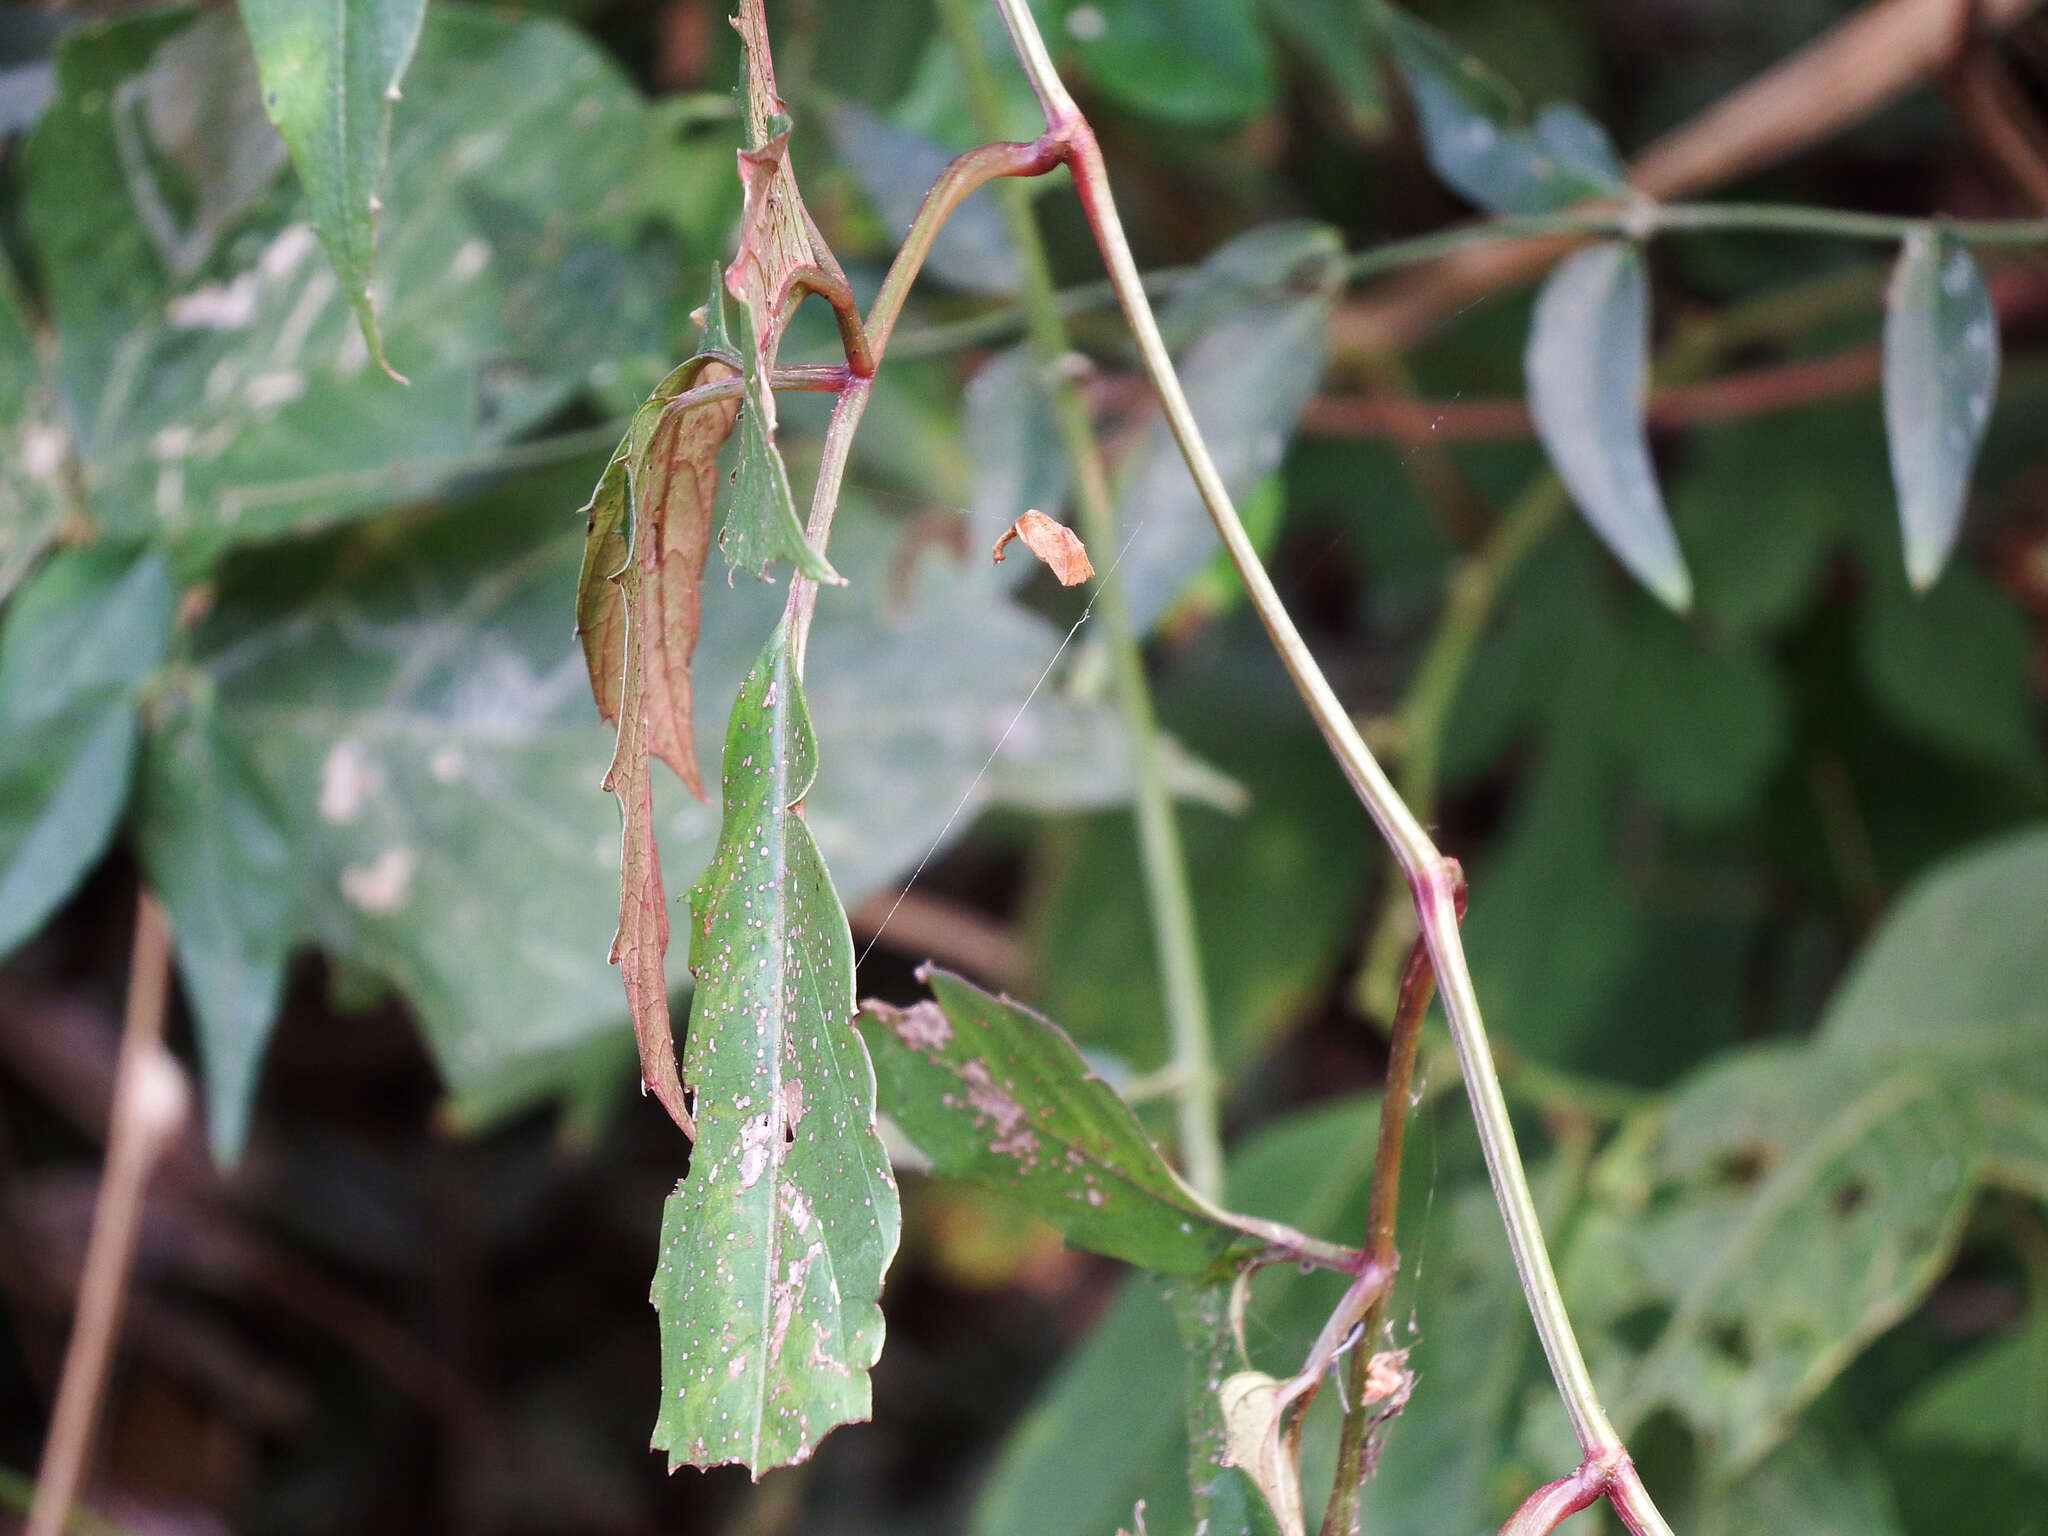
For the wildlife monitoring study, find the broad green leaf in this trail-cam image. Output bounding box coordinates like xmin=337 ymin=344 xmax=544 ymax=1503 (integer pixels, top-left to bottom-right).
xmin=965 ymin=347 xmax=1070 ymax=589
xmin=1882 ymin=230 xmax=1998 ymax=590
xmin=723 ymin=308 xmax=835 ymax=585
xmin=651 ymin=618 xmax=900 ymax=1473
xmin=1570 ymin=824 xmax=2048 ymax=1475
xmin=1258 ymin=0 xmax=1384 ymax=133
xmin=137 ymin=682 xmax=296 ymax=1163
xmin=24 ymin=5 xmax=669 ymax=569
xmin=823 ymin=100 xmax=1017 ymax=295
xmin=861 ymin=967 xmax=1250 ymax=1274
xmin=0 ymin=254 xmax=66 ymax=602
xmin=1890 ymin=1319 xmax=2048 ymax=1465
xmin=0 ymin=545 xmax=171 ymax=959
xmin=1119 ymin=223 xmax=1342 ymax=631
xmin=1525 ymin=242 xmax=1691 ymax=610
xmin=236 ymin=0 xmax=427 ymax=378
xmin=1065 ymin=0 xmax=1276 ymax=125
xmin=1696 ymin=1419 xmax=1907 ymax=1536
xmin=1384 ymin=7 xmax=1624 ymax=214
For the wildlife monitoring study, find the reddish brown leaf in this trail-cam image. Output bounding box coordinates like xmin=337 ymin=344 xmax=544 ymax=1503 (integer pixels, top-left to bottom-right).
xmin=991 ymin=509 xmax=1095 ymax=586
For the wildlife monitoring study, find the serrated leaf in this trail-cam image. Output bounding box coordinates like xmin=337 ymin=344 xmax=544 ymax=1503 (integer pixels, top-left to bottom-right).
xmin=860 ymin=967 xmax=1249 ymax=1274
xmin=1882 ymin=230 xmax=1999 ymax=590
xmin=137 ymin=683 xmax=296 ymax=1163
xmin=651 ymin=618 xmax=899 ymax=1473
xmin=0 ymin=545 xmax=171 ymax=960
xmin=1385 ymin=7 xmax=1625 ymax=213
xmin=1572 ymin=823 xmax=2048 ymax=1475
xmin=0 ymin=253 xmax=67 ymax=602
xmin=722 ymin=306 xmax=835 ymax=585
xmin=24 ymin=5 xmax=668 ymax=568
xmin=1526 ymin=242 xmax=1691 ymax=609
xmin=236 ymin=0 xmax=426 ymax=379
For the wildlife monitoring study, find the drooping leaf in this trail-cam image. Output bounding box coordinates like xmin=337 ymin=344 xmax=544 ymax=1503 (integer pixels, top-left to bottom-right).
xmin=1881 ymin=230 xmax=1999 ymax=590
xmin=1067 ymin=0 xmax=1276 ymax=125
xmin=1119 ymin=223 xmax=1342 ymax=631
xmin=1384 ymin=6 xmax=1625 ymax=214
xmin=1570 ymin=823 xmax=2048 ymax=1476
xmin=722 ymin=306 xmax=834 ymax=585
xmin=965 ymin=348 xmax=1070 ymax=589
xmin=0 ymin=544 xmax=171 ymax=960
xmin=24 ymin=5 xmax=670 ymax=568
xmin=236 ymin=0 xmax=427 ymax=378
xmin=992 ymin=509 xmax=1093 ymax=585
xmin=137 ymin=682 xmax=296 ymax=1163
xmin=1525 ymin=241 xmax=1691 ymax=610
xmin=651 ymin=618 xmax=900 ymax=1473
xmin=860 ymin=967 xmax=1252 ymax=1274
xmin=0 ymin=253 xmax=67 ymax=602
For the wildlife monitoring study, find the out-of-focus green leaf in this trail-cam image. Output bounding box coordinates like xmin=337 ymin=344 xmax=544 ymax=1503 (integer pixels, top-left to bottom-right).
xmin=1384 ymin=6 xmax=1624 ymax=213
xmin=823 ymin=100 xmax=1017 ymax=294
xmin=1859 ymin=563 xmax=2040 ymax=785
xmin=236 ymin=0 xmax=426 ymax=378
xmin=965 ymin=347 xmax=1069 ymax=587
xmin=1881 ymin=231 xmax=1998 ymax=591
xmin=24 ymin=5 xmax=668 ymax=568
xmin=861 ymin=967 xmax=1250 ymax=1274
xmin=137 ymin=682 xmax=296 ymax=1163
xmin=651 ymin=618 xmax=899 ymax=1474
xmin=1065 ymin=0 xmax=1276 ymax=125
xmin=1570 ymin=823 xmax=2048 ymax=1476
xmin=1695 ymin=1419 xmax=1907 ymax=1536
xmin=0 ymin=255 xmax=66 ymax=602
xmin=0 ymin=544 xmax=171 ymax=959
xmin=1525 ymin=242 xmax=1691 ymax=609
xmin=1258 ymin=0 xmax=1383 ymax=132
xmin=1119 ymin=224 xmax=1341 ymax=632
xmin=1890 ymin=1318 xmax=2048 ymax=1465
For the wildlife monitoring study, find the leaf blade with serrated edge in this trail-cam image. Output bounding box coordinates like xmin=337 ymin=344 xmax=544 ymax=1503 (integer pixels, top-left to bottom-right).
xmin=1526 ymin=241 xmax=1692 ymax=610
xmin=651 ymin=618 xmax=898 ymax=1473
xmin=1883 ymin=229 xmax=1999 ymax=590
xmin=236 ymin=0 xmax=425 ymax=380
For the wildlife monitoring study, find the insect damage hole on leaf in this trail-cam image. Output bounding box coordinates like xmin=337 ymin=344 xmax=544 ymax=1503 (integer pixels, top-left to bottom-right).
xmin=992 ymin=509 xmax=1094 ymax=585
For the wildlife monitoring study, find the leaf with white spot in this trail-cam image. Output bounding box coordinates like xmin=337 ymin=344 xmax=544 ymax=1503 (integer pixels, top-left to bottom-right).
xmin=1882 ymin=230 xmax=2000 ymax=590
xmin=651 ymin=619 xmax=899 ymax=1474
xmin=1526 ymin=241 xmax=1691 ymax=610
xmin=237 ymin=0 xmax=426 ymax=379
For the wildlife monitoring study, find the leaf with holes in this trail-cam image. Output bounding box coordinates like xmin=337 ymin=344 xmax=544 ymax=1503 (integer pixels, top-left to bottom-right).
xmin=1567 ymin=822 xmax=2048 ymax=1475
xmin=1526 ymin=241 xmax=1691 ymax=610
xmin=236 ymin=0 xmax=426 ymax=378
xmin=650 ymin=619 xmax=899 ymax=1473
xmin=1882 ymin=230 xmax=1999 ymax=590
xmin=861 ymin=967 xmax=1256 ymax=1275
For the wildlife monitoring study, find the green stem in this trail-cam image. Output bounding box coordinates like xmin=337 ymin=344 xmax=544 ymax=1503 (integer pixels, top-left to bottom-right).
xmin=942 ymin=0 xmax=1225 ymax=1201
xmin=986 ymin=1 xmax=1667 ymax=1520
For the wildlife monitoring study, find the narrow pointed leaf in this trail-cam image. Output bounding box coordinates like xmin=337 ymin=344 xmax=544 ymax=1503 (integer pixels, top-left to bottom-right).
xmin=1526 ymin=241 xmax=1691 ymax=609
xmin=651 ymin=619 xmax=899 ymax=1474
xmin=236 ymin=0 xmax=425 ymax=380
xmin=138 ymin=686 xmax=296 ymax=1164
xmin=0 ymin=545 xmax=170 ymax=959
xmin=860 ymin=967 xmax=1251 ymax=1275
xmin=1882 ymin=229 xmax=1999 ymax=590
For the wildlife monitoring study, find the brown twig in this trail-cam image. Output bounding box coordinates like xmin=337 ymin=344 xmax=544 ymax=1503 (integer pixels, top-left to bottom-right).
xmin=1333 ymin=0 xmax=2048 ymax=354
xmin=847 ymin=889 xmax=1031 ymax=991
xmin=28 ymin=890 xmax=188 ymax=1536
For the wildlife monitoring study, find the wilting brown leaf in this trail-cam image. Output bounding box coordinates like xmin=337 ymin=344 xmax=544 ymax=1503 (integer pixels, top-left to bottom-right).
xmin=992 ymin=509 xmax=1095 ymax=585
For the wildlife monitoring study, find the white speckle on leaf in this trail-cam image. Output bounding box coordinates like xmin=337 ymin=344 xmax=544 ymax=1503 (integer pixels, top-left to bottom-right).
xmin=889 ymin=1001 xmax=952 ymax=1051
xmin=737 ymin=1110 xmax=775 ymax=1189
xmin=341 ymin=846 xmax=417 ymax=913
xmin=320 ymin=739 xmax=383 ymax=823
xmin=1066 ymin=4 xmax=1106 ymax=39
xmin=23 ymin=425 xmax=68 ymax=480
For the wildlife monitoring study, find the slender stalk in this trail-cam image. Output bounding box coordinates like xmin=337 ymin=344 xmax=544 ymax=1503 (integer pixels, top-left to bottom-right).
xmin=29 ymin=892 xmax=188 ymax=1536
xmin=986 ymin=4 xmax=1669 ymax=1524
xmin=941 ymin=0 xmax=1224 ymax=1200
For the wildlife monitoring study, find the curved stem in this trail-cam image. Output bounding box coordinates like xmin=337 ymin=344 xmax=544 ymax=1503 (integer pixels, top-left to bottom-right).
xmin=985 ymin=3 xmax=1668 ymax=1522
xmin=941 ymin=0 xmax=1224 ymax=1200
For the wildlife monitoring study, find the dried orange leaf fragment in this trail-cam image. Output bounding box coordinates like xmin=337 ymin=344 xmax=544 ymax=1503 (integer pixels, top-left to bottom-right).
xmin=992 ymin=509 xmax=1094 ymax=586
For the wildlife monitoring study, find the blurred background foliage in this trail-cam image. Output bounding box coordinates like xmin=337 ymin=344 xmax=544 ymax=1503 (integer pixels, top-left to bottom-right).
xmin=1 ymin=0 xmax=2046 ymax=1532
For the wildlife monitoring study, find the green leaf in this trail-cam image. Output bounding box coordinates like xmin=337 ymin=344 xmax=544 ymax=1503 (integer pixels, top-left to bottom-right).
xmin=1890 ymin=1318 xmax=2048 ymax=1466
xmin=24 ymin=5 xmax=669 ymax=568
xmin=1120 ymin=223 xmax=1342 ymax=631
xmin=1525 ymin=241 xmax=1691 ymax=610
xmin=0 ymin=253 xmax=67 ymax=602
xmin=1384 ymin=6 xmax=1624 ymax=214
xmin=722 ymin=308 xmax=837 ymax=585
xmin=1882 ymin=230 xmax=1999 ymax=591
xmin=0 ymin=544 xmax=171 ymax=959
xmin=1066 ymin=0 xmax=1276 ymax=125
xmin=1570 ymin=823 xmax=2048 ymax=1475
xmin=823 ymin=100 xmax=1017 ymax=295
xmin=1258 ymin=0 xmax=1384 ymax=133
xmin=651 ymin=618 xmax=899 ymax=1474
xmin=236 ymin=0 xmax=426 ymax=380
xmin=965 ymin=348 xmax=1070 ymax=589
xmin=1695 ymin=1419 xmax=1908 ymax=1536
xmin=861 ymin=967 xmax=1250 ymax=1274
xmin=137 ymin=681 xmax=296 ymax=1163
